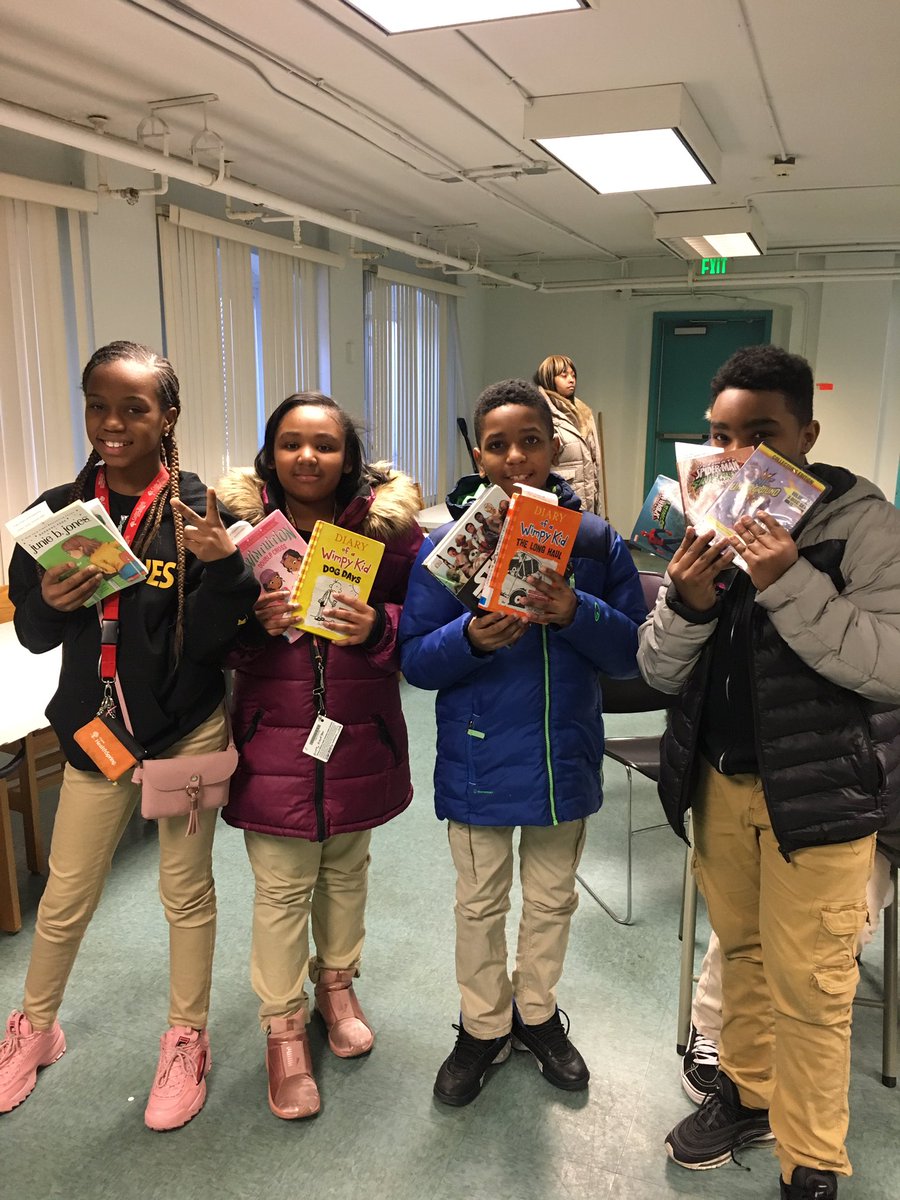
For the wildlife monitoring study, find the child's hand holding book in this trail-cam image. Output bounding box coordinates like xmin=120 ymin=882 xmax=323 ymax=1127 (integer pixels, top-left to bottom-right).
xmin=728 ymin=512 xmax=799 ymax=592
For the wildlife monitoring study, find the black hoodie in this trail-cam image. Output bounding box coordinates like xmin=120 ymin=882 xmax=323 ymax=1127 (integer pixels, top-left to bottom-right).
xmin=9 ymin=468 xmax=258 ymax=771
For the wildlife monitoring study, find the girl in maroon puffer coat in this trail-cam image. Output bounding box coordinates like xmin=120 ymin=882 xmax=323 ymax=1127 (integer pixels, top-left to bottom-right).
xmin=217 ymin=392 xmax=422 ymax=1121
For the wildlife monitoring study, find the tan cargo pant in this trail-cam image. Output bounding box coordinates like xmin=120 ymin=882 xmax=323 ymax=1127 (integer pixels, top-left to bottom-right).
xmin=447 ymin=818 xmax=586 ymax=1038
xmin=243 ymin=828 xmax=371 ymax=1030
xmin=691 ymin=760 xmax=875 ymax=1180
xmin=24 ymin=705 xmax=228 ymax=1031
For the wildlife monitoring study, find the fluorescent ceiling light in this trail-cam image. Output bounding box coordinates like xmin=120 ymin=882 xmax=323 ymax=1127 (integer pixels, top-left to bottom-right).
xmin=655 ymin=209 xmax=766 ymax=259
xmin=525 ymin=84 xmax=719 ymax=194
xmin=342 ymin=1 xmax=586 ymax=33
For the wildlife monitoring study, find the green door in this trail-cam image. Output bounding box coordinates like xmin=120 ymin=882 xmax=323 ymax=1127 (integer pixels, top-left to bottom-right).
xmin=645 ymin=311 xmax=773 ymax=492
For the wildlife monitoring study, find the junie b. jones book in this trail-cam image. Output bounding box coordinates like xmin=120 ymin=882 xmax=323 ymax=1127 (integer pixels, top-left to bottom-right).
xmin=5 ymin=499 xmax=148 ymax=605
xmin=478 ymin=492 xmax=582 ymax=617
xmin=694 ymin=442 xmax=828 ymax=571
xmin=230 ymin=510 xmax=308 ymax=642
xmin=629 ymin=475 xmax=686 ymax=561
xmin=289 ymin=521 xmax=385 ymax=641
xmin=421 ymin=483 xmax=510 ymax=614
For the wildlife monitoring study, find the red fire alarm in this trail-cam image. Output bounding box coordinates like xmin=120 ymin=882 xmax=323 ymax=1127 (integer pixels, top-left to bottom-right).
xmin=816 ymin=382 xmax=834 ymax=391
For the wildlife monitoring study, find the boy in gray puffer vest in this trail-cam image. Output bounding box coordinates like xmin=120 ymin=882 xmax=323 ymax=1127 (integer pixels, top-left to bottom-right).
xmin=637 ymin=344 xmax=900 ymax=1200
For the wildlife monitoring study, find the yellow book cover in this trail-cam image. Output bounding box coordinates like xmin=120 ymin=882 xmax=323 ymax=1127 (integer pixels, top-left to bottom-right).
xmin=289 ymin=521 xmax=385 ymax=641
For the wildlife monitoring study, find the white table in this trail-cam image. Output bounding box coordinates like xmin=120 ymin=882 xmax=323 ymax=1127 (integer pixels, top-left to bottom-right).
xmin=0 ymin=622 xmax=61 ymax=745
xmin=418 ymin=502 xmax=451 ymax=533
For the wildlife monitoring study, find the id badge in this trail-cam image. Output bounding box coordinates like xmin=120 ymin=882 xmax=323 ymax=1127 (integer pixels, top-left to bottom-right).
xmin=302 ymin=715 xmax=343 ymax=763
xmin=73 ymin=713 xmax=145 ymax=782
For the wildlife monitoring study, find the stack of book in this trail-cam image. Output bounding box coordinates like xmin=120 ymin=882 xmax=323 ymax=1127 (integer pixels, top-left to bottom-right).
xmin=629 ymin=443 xmax=828 ymax=571
xmin=423 ymin=484 xmax=582 ymax=615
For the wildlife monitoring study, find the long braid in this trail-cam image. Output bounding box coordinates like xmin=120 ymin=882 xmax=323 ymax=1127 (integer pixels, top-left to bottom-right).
xmin=70 ymin=449 xmax=102 ymax=502
xmin=78 ymin=341 xmax=186 ymax=664
xmin=166 ymin=433 xmax=187 ymax=662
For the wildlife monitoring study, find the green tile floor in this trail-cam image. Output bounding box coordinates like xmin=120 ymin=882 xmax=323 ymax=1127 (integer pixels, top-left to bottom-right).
xmin=1 ymin=687 xmax=896 ymax=1199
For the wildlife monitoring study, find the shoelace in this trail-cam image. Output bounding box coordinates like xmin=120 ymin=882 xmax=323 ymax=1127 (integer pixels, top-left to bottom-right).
xmin=693 ymin=1091 xmax=741 ymax=1132
xmin=450 ymin=1023 xmax=502 ymax=1070
xmin=155 ymin=1036 xmax=199 ymax=1091
xmin=0 ymin=1016 xmax=26 ymax=1069
xmin=525 ymin=1008 xmax=571 ymax=1058
xmin=688 ymin=1029 xmax=719 ymax=1068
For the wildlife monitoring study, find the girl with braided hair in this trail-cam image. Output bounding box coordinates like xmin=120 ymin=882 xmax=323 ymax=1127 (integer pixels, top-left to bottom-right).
xmin=0 ymin=342 xmax=257 ymax=1131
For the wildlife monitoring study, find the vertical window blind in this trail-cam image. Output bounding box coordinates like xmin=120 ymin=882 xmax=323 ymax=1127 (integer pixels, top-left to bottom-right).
xmin=0 ymin=199 xmax=93 ymax=584
xmin=364 ymin=269 xmax=463 ymax=505
xmin=158 ymin=209 xmax=331 ymax=487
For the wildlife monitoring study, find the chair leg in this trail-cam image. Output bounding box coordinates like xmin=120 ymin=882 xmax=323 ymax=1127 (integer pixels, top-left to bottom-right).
xmin=576 ymin=765 xmax=634 ymax=925
xmin=676 ymin=837 xmax=698 ymax=1054
xmin=0 ymin=783 xmax=22 ymax=934
xmin=883 ymin=865 xmax=898 ymax=1088
xmin=20 ymin=733 xmax=47 ymax=875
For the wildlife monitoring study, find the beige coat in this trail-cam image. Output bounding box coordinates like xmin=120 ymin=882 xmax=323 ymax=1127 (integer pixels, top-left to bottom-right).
xmin=547 ymin=396 xmax=604 ymax=517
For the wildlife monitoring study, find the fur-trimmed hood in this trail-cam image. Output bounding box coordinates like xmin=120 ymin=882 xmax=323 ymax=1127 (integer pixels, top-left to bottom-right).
xmin=217 ymin=462 xmax=422 ymax=542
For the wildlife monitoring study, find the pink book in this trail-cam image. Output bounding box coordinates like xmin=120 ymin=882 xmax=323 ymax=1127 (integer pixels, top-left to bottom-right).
xmin=231 ymin=510 xmax=308 ymax=642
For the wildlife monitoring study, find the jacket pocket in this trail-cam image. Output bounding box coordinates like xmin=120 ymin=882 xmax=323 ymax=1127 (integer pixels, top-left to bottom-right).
xmin=373 ymin=714 xmax=400 ymax=764
xmin=235 ymin=707 xmax=263 ymax=750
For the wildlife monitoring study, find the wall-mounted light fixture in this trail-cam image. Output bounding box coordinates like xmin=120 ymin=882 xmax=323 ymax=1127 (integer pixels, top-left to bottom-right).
xmin=654 ymin=207 xmax=766 ymax=258
xmin=342 ymin=1 xmax=587 ymax=34
xmin=524 ymin=84 xmax=720 ymax=194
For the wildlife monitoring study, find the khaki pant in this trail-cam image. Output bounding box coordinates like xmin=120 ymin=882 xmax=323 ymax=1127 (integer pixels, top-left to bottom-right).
xmin=693 ymin=852 xmax=894 ymax=1040
xmin=692 ymin=760 xmax=875 ymax=1180
xmin=447 ymin=818 xmax=586 ymax=1039
xmin=24 ymin=706 xmax=228 ymax=1031
xmin=243 ymin=828 xmax=371 ymax=1030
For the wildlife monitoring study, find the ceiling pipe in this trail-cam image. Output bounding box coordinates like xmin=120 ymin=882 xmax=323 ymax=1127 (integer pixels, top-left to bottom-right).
xmin=539 ymin=266 xmax=900 ymax=293
xmin=0 ymin=97 xmax=538 ymax=291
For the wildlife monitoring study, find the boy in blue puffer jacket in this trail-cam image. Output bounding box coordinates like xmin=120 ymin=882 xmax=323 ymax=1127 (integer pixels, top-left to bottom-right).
xmin=399 ymin=379 xmax=646 ymax=1106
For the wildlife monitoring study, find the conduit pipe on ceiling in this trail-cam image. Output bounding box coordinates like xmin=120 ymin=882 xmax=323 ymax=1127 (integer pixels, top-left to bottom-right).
xmin=0 ymin=97 xmax=538 ymax=291
xmin=539 ymin=266 xmax=900 ymax=293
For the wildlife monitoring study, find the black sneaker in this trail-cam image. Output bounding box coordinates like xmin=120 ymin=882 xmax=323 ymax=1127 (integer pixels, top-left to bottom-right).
xmin=511 ymin=1005 xmax=589 ymax=1091
xmin=780 ymin=1167 xmax=838 ymax=1199
xmin=665 ymin=1072 xmax=775 ymax=1169
xmin=681 ymin=1024 xmax=720 ymax=1104
xmin=433 ymin=1022 xmax=510 ymax=1107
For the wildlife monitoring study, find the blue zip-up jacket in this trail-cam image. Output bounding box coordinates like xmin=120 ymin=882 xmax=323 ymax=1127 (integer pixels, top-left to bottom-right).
xmin=399 ymin=474 xmax=647 ymax=827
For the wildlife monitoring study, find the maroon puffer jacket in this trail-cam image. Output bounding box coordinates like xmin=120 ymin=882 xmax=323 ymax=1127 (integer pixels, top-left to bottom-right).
xmin=217 ymin=466 xmax=423 ymax=841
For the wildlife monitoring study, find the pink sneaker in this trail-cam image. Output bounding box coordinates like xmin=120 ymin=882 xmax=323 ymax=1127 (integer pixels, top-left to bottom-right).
xmin=144 ymin=1026 xmax=211 ymax=1131
xmin=0 ymin=1010 xmax=66 ymax=1113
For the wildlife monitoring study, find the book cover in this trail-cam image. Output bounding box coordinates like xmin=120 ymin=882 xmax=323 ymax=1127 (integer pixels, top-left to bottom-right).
xmin=231 ymin=510 xmax=308 ymax=643
xmin=5 ymin=500 xmax=148 ymax=606
xmin=629 ymin=475 xmax=686 ymax=561
xmin=676 ymin=443 xmax=753 ymax=525
xmin=478 ymin=493 xmax=582 ymax=616
xmin=695 ymin=443 xmax=828 ymax=569
xmin=289 ymin=521 xmax=385 ymax=641
xmin=421 ymin=484 xmax=511 ymax=614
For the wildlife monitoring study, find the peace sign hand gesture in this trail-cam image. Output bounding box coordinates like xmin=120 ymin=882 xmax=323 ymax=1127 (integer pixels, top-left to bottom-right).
xmin=171 ymin=488 xmax=237 ymax=562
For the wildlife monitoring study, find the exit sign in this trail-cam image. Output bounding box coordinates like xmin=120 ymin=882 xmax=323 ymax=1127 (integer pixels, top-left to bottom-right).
xmin=700 ymin=258 xmax=728 ymax=275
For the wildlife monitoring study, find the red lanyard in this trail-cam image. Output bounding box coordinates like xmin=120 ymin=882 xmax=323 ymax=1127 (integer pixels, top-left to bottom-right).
xmin=94 ymin=465 xmax=169 ymax=682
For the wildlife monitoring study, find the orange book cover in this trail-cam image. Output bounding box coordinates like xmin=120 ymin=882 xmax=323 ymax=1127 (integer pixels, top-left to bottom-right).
xmin=478 ymin=494 xmax=582 ymax=616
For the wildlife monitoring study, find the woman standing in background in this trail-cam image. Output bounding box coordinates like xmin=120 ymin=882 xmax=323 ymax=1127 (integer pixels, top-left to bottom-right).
xmin=534 ymin=355 xmax=604 ymax=516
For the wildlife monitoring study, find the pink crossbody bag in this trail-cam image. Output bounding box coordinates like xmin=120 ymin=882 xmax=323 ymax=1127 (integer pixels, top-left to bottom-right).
xmin=117 ymin=678 xmax=238 ymax=837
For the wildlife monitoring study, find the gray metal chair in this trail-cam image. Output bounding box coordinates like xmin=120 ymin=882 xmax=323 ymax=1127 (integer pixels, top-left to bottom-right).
xmin=577 ymin=572 xmax=669 ymax=925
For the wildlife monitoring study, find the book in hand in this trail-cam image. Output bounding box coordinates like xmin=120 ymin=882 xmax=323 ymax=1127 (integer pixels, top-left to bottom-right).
xmin=5 ymin=499 xmax=148 ymax=605
xmin=694 ymin=443 xmax=828 ymax=570
xmin=676 ymin=443 xmax=753 ymax=525
xmin=629 ymin=475 xmax=686 ymax=561
xmin=289 ymin=521 xmax=385 ymax=641
xmin=478 ymin=491 xmax=582 ymax=617
xmin=421 ymin=484 xmax=512 ymax=614
xmin=230 ymin=510 xmax=308 ymax=643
